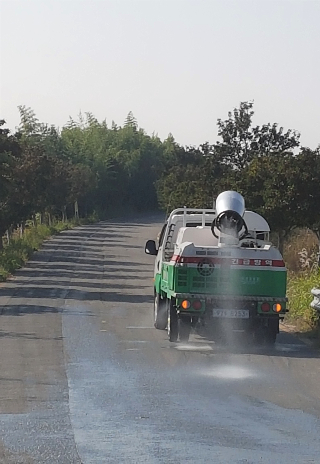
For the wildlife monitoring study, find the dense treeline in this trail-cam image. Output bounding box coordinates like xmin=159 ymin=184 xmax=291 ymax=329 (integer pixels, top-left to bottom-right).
xmin=1 ymin=102 xmax=320 ymax=253
xmin=0 ymin=107 xmax=164 ymax=248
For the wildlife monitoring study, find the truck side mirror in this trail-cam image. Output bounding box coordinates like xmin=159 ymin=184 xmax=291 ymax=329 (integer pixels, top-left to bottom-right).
xmin=145 ymin=240 xmax=158 ymax=256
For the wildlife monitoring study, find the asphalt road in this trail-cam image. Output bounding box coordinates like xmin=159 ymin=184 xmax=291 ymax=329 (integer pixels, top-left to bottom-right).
xmin=0 ymin=215 xmax=320 ymax=463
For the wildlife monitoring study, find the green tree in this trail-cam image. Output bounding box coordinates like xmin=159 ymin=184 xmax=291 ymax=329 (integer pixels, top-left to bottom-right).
xmin=156 ymin=144 xmax=229 ymax=211
xmin=124 ymin=111 xmax=138 ymax=130
xmin=215 ymin=101 xmax=300 ymax=169
xmin=8 ymin=145 xmax=56 ymax=223
xmin=237 ymin=153 xmax=302 ymax=252
xmin=293 ymin=147 xmax=320 ymax=261
xmin=0 ymin=121 xmax=21 ymax=248
xmin=18 ymin=105 xmax=40 ymax=137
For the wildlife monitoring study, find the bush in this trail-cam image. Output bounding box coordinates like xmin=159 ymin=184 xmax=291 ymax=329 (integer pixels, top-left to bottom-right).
xmin=283 ymin=228 xmax=319 ymax=273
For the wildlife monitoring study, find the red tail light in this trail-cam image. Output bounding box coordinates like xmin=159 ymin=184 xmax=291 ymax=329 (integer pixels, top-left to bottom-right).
xmin=261 ymin=302 xmax=270 ymax=312
xmin=192 ymin=300 xmax=202 ymax=310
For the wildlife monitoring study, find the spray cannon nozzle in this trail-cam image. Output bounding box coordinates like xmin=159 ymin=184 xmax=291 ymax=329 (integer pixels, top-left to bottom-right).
xmin=211 ymin=191 xmax=248 ymax=241
xmin=216 ymin=210 xmax=244 ymax=236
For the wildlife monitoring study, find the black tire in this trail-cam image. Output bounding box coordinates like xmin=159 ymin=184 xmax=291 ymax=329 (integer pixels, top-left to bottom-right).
xmin=254 ymin=325 xmax=277 ymax=346
xmin=178 ymin=317 xmax=191 ymax=343
xmin=154 ymin=292 xmax=167 ymax=330
xmin=266 ymin=319 xmax=279 ymax=345
xmin=253 ymin=328 xmax=265 ymax=345
xmin=265 ymin=326 xmax=277 ymax=345
xmin=167 ymin=299 xmax=178 ymax=342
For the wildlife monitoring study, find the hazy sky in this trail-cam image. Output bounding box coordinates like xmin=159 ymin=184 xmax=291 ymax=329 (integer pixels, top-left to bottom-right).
xmin=0 ymin=0 xmax=319 ymax=148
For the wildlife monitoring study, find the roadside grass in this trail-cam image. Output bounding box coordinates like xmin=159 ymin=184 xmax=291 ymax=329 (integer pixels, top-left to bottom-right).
xmin=286 ymin=271 xmax=320 ymax=329
xmin=284 ymin=228 xmax=320 ymax=338
xmin=0 ymin=215 xmax=98 ymax=282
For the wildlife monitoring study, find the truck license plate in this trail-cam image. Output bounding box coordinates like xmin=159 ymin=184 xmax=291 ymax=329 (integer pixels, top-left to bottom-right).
xmin=212 ymin=309 xmax=249 ymax=319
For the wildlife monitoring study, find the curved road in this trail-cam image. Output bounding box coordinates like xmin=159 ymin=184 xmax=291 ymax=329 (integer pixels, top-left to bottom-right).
xmin=0 ymin=216 xmax=319 ymax=463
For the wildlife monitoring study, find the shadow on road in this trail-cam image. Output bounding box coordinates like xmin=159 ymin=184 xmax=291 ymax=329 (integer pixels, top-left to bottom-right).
xmin=0 ymin=304 xmax=95 ymax=317
xmin=0 ymin=329 xmax=62 ymax=341
xmin=0 ymin=221 xmax=154 ymax=317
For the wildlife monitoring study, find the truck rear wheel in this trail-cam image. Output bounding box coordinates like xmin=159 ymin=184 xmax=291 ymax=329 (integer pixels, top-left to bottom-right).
xmin=178 ymin=317 xmax=191 ymax=343
xmin=264 ymin=325 xmax=277 ymax=345
xmin=167 ymin=299 xmax=178 ymax=342
xmin=154 ymin=292 xmax=167 ymax=330
xmin=254 ymin=322 xmax=278 ymax=346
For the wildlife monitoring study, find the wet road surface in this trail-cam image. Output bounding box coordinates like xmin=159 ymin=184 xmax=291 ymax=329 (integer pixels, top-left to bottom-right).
xmin=0 ymin=216 xmax=319 ymax=463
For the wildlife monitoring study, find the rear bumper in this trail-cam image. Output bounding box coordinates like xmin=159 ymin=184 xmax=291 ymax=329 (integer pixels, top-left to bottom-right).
xmin=172 ymin=293 xmax=287 ymax=317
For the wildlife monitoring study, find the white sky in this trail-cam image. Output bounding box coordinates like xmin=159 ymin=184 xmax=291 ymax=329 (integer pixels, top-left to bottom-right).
xmin=0 ymin=0 xmax=319 ymax=148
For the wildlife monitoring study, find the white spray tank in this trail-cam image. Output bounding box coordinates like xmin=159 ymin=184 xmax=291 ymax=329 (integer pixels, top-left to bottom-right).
xmin=211 ymin=191 xmax=249 ymax=246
